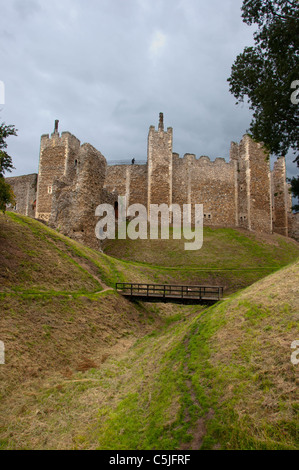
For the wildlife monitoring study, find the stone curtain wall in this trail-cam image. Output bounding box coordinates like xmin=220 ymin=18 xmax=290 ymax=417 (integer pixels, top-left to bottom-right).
xmin=288 ymin=212 xmax=299 ymax=242
xmin=172 ymin=153 xmax=192 ymax=209
xmin=129 ymin=165 xmax=148 ymax=207
xmin=104 ymin=164 xmax=147 ymax=208
xmin=104 ymin=166 xmax=128 ymax=204
xmin=172 ymin=154 xmax=236 ymax=225
xmin=6 ymin=115 xmax=293 ymax=248
xmin=5 ymin=173 xmax=37 ymax=218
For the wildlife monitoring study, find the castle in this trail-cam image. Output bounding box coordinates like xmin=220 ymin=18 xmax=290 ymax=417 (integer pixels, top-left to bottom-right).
xmin=6 ymin=114 xmax=299 ymax=248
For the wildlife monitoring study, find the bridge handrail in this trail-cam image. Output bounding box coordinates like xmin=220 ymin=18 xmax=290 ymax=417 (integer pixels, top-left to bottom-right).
xmin=116 ymin=283 xmax=223 ymax=299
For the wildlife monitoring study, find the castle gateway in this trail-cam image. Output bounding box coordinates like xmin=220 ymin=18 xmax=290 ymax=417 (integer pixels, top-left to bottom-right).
xmin=6 ymin=114 xmax=296 ymax=248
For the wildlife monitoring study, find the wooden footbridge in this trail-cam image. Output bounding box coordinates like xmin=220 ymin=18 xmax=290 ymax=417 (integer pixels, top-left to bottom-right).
xmin=116 ymin=283 xmax=224 ymax=304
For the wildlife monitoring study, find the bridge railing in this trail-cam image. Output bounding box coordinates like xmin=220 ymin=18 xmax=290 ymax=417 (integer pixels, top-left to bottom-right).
xmin=116 ymin=283 xmax=223 ymax=300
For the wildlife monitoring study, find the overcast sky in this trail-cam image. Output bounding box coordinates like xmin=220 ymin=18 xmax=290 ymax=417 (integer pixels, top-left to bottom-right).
xmin=0 ymin=0 xmax=297 ymax=179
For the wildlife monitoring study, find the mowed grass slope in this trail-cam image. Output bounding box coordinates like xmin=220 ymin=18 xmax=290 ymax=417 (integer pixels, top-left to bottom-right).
xmin=103 ymin=226 xmax=299 ymax=293
xmin=0 ymin=212 xmax=298 ymax=450
xmin=103 ymin=225 xmax=299 ymax=268
xmin=1 ymin=260 xmax=298 ymax=450
xmin=0 ymin=213 xmax=188 ymax=401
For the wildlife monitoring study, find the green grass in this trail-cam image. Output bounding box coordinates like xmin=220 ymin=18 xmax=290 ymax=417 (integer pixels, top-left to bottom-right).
xmin=103 ymin=226 xmax=299 ymax=269
xmin=2 ymin=212 xmax=299 ymax=295
xmin=1 ymin=261 xmax=298 ymax=449
xmin=0 ymin=212 xmax=298 ymax=450
xmin=82 ymin=263 xmax=298 ymax=450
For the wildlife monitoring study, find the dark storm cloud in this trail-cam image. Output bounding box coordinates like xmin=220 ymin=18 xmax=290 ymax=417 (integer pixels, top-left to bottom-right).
xmin=0 ymin=0 xmax=297 ymax=179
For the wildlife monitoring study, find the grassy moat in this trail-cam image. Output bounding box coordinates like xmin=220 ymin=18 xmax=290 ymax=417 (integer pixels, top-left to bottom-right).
xmin=0 ymin=212 xmax=298 ymax=449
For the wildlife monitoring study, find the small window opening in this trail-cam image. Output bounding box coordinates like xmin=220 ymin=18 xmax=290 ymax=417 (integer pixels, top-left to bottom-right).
xmin=114 ymin=201 xmax=119 ymax=219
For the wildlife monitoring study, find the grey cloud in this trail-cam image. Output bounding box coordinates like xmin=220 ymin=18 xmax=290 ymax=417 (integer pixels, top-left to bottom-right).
xmin=0 ymin=0 xmax=297 ymax=181
xmin=13 ymin=0 xmax=41 ymax=19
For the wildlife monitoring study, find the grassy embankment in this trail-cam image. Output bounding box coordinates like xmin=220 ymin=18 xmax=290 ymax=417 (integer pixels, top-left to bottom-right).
xmin=0 ymin=212 xmax=298 ymax=449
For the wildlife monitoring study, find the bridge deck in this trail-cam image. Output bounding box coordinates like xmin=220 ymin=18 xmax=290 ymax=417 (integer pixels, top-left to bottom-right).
xmin=116 ymin=283 xmax=223 ymax=304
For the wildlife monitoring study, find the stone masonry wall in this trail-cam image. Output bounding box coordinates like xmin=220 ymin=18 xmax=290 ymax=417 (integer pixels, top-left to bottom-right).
xmin=272 ymin=157 xmax=288 ymax=236
xmin=5 ymin=173 xmax=37 ymax=218
xmin=104 ymin=164 xmax=147 ymax=208
xmin=36 ymin=131 xmax=80 ymax=221
xmin=7 ymin=116 xmax=288 ymax=246
xmin=147 ymin=114 xmax=173 ymax=213
xmin=127 ymin=164 xmax=147 ymax=207
xmin=288 ymin=212 xmax=299 ymax=242
xmin=246 ymin=136 xmax=272 ymax=233
xmin=230 ymin=139 xmax=248 ymax=229
xmin=231 ymin=135 xmax=272 ymax=233
xmin=104 ymin=165 xmax=128 ymax=205
xmin=172 ymin=154 xmax=236 ymax=225
xmin=49 ymin=143 xmax=107 ymax=250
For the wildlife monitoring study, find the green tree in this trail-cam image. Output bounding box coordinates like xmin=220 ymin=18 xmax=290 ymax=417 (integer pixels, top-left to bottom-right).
xmin=0 ymin=122 xmax=17 ymax=212
xmin=228 ymin=0 xmax=299 ymax=208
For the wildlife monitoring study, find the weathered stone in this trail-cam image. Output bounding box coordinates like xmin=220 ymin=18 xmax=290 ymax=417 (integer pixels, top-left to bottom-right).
xmin=49 ymin=143 xmax=107 ymax=250
xmin=5 ymin=173 xmax=37 ymax=217
xmin=288 ymin=212 xmax=299 ymax=241
xmin=6 ymin=114 xmax=296 ymax=247
xmin=272 ymin=157 xmax=289 ymax=236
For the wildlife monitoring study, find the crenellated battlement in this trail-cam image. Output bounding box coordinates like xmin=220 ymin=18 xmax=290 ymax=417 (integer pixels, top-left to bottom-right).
xmin=173 ymin=153 xmax=232 ymax=166
xmin=40 ymin=130 xmax=81 ymax=151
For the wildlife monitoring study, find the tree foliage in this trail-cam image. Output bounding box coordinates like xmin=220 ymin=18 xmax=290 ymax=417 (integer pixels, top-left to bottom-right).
xmin=0 ymin=177 xmax=15 ymax=213
xmin=228 ymin=0 xmax=299 ymax=160
xmin=0 ymin=122 xmax=17 ymax=177
xmin=0 ymin=122 xmax=17 ymax=212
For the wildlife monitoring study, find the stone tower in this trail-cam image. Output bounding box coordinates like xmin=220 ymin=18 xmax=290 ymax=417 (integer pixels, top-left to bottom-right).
xmin=147 ymin=113 xmax=173 ymax=214
xmin=230 ymin=135 xmax=272 ymax=233
xmin=272 ymin=156 xmax=289 ymax=236
xmin=49 ymin=143 xmax=107 ymax=249
xmin=35 ymin=121 xmax=80 ymax=221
